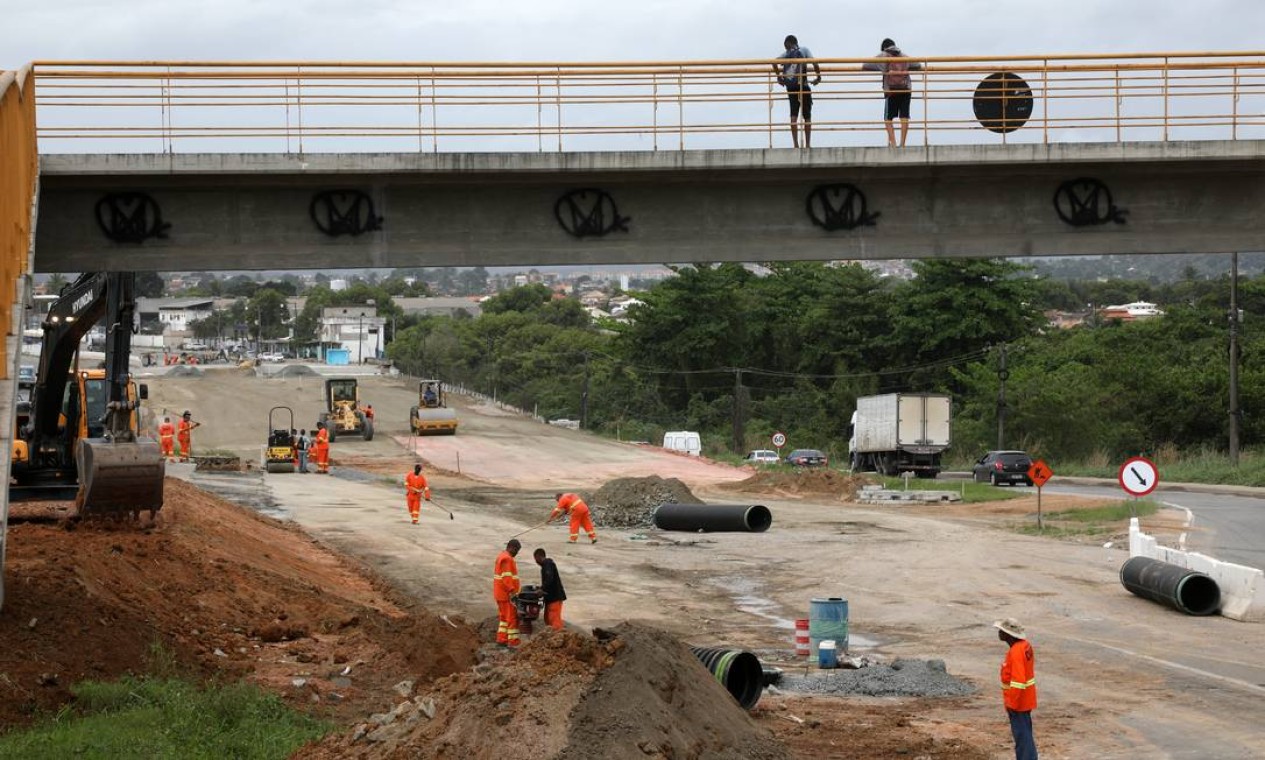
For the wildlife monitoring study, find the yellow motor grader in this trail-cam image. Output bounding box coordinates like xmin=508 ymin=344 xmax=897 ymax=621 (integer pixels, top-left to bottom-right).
xmin=319 ymin=378 xmax=373 ymax=442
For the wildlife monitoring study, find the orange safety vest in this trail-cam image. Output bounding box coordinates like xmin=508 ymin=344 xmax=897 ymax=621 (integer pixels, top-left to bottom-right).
xmin=553 ymin=492 xmax=589 ymax=519
xmin=158 ymin=422 xmax=175 ymax=441
xmin=405 ymin=472 xmax=430 ymax=499
xmin=1001 ymin=639 xmax=1037 ymax=712
xmin=315 ymin=428 xmax=329 ymax=448
xmin=493 ymin=550 xmax=520 ymax=602
xmin=177 ymin=419 xmax=195 ymax=441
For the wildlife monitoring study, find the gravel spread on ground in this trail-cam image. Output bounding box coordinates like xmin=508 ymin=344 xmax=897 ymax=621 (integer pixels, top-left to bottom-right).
xmin=777 ymin=658 xmax=975 ymax=698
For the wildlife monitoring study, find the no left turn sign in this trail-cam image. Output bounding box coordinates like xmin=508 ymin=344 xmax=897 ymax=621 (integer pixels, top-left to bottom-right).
xmin=1118 ymin=456 xmax=1159 ymax=497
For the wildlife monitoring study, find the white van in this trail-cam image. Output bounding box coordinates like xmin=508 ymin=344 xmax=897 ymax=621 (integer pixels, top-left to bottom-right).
xmin=663 ymin=430 xmax=702 ymax=457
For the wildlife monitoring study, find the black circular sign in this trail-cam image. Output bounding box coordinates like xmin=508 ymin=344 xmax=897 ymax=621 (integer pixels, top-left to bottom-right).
xmin=972 ymin=72 xmax=1033 ymax=134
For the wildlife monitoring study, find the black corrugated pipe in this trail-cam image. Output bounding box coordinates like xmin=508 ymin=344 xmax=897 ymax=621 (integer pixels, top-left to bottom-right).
xmin=690 ymin=647 xmax=764 ymax=710
xmin=1120 ymin=556 xmax=1221 ymax=616
xmin=653 ymin=503 xmax=772 ymax=533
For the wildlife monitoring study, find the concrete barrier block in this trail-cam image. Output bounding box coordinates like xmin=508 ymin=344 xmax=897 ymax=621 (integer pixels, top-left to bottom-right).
xmin=1128 ymin=520 xmax=1263 ymax=623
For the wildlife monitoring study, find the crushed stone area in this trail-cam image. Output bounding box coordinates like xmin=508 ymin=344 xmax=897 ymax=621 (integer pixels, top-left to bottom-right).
xmin=306 ymin=623 xmax=787 ymax=760
xmin=776 ymin=658 xmax=975 ymax=698
xmin=589 ymin=475 xmax=703 ymax=528
xmin=720 ymin=470 xmax=870 ymax=500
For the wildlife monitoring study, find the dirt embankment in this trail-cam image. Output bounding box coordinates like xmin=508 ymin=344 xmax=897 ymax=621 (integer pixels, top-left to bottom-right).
xmin=720 ymin=470 xmax=871 ymax=500
xmin=0 ymin=478 xmax=478 ymax=728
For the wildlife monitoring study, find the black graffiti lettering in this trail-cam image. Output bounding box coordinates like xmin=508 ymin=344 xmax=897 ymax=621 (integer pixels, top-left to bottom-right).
xmin=94 ymin=192 xmax=171 ymax=244
xmin=309 ymin=190 xmax=384 ymax=237
xmin=1054 ymin=178 xmax=1128 ymax=227
xmin=554 ymin=189 xmax=631 ymax=239
xmin=806 ymin=184 xmax=880 ymax=232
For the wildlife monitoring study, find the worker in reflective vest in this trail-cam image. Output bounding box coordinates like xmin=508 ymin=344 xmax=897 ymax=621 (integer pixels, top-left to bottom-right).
xmin=493 ymin=540 xmax=522 ymax=647
xmin=313 ymin=423 xmax=330 ymax=474
xmin=405 ymin=464 xmax=431 ymax=524
xmin=550 ymin=492 xmax=597 ymax=544
xmin=157 ymin=416 xmax=176 ymax=459
xmin=995 ymin=617 xmax=1038 ymax=760
xmin=177 ymin=411 xmax=200 ymax=462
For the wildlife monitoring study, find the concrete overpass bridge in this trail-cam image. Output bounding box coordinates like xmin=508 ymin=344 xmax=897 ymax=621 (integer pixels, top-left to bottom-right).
xmin=3 ymin=51 xmax=1265 ymax=603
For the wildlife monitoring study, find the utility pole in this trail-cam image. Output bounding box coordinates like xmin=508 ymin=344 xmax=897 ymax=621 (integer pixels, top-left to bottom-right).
xmin=732 ymin=368 xmax=745 ymax=453
xmin=580 ymin=352 xmax=590 ymax=430
xmin=1229 ymin=251 xmax=1241 ymax=466
xmin=996 ymin=342 xmax=1008 ymax=450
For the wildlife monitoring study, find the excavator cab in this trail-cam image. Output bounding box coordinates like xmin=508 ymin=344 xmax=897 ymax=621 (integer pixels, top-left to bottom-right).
xmin=318 ymin=378 xmax=373 ymax=442
xmin=265 ymin=406 xmax=296 ymax=473
xmin=409 ymin=379 xmax=458 ymax=435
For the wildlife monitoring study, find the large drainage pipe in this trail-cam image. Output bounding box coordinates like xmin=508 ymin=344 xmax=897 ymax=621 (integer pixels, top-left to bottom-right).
xmin=654 ymin=503 xmax=772 ymax=533
xmin=1120 ymin=556 xmax=1221 ymax=616
xmin=691 ymin=647 xmax=764 ymax=710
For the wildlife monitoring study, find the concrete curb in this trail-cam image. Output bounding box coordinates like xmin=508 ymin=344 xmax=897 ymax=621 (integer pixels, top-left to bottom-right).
xmin=1129 ymin=518 xmax=1265 ymax=622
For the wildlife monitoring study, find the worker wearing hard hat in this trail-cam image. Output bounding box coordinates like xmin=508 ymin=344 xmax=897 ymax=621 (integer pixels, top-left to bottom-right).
xmin=313 ymin=422 xmax=330 ymax=474
xmin=405 ymin=464 xmax=432 ymax=524
xmin=995 ymin=617 xmax=1038 ymax=760
xmin=177 ymin=411 xmax=201 ymax=462
xmin=550 ymin=493 xmax=597 ymax=544
xmin=157 ymin=416 xmax=176 ymax=460
xmin=493 ymin=539 xmax=523 ymax=648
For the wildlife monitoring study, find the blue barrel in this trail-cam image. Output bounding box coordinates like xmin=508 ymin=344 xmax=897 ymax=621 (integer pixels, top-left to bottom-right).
xmin=817 ymin=640 xmax=838 ymax=669
xmin=808 ymin=597 xmax=849 ymax=654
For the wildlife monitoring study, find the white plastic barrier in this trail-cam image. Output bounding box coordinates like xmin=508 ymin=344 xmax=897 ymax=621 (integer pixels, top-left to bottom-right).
xmin=1129 ymin=518 xmax=1265 ymax=622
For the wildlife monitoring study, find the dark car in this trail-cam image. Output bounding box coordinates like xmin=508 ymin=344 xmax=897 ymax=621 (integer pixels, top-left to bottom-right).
xmin=973 ymin=450 xmax=1034 ymax=486
xmin=786 ymin=449 xmax=828 ymax=467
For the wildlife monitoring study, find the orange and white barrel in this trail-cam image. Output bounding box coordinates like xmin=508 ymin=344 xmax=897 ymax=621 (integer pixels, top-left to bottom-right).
xmin=794 ymin=618 xmax=811 ymax=657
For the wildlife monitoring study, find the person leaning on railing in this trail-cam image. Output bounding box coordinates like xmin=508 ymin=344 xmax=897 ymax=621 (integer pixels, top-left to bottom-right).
xmin=861 ymin=38 xmax=922 ymax=148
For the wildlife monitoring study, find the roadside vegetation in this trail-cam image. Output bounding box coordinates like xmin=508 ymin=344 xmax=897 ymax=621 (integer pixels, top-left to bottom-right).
xmin=1015 ymin=498 xmax=1159 ymax=538
xmin=0 ymin=677 xmax=328 ymax=759
xmin=371 ymin=259 xmax=1264 ymax=480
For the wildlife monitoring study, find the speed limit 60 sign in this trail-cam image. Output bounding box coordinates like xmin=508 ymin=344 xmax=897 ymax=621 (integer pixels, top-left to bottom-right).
xmin=771 ymin=432 xmax=787 ymax=448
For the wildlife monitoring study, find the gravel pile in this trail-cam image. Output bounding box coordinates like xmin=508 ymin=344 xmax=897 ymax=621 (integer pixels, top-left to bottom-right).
xmin=590 ymin=475 xmax=702 ymax=528
xmin=275 ymin=364 xmax=319 ymax=377
xmin=779 ymin=658 xmax=974 ymax=698
xmin=165 ymin=365 xmax=204 ymax=378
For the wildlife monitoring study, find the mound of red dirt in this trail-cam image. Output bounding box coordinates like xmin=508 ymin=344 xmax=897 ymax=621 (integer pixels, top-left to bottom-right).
xmin=0 ymin=478 xmax=478 ymax=728
xmin=309 ymin=623 xmax=787 ymax=760
xmin=720 ymin=470 xmax=871 ymax=500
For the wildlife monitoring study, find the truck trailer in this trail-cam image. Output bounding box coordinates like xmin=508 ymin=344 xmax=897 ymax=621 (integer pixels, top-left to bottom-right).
xmin=849 ymin=393 xmax=951 ymax=478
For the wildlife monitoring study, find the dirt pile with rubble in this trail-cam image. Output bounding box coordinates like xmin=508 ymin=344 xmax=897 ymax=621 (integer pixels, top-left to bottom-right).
xmin=720 ymin=469 xmax=870 ymax=500
xmin=589 ymin=475 xmax=703 ymax=528
xmin=0 ymin=479 xmax=478 ymax=729
xmin=308 ymin=622 xmax=787 ymax=760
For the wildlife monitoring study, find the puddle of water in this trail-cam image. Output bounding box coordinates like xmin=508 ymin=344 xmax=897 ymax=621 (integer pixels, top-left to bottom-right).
xmin=188 ymin=471 xmax=289 ymax=520
xmin=722 ymin=577 xmax=884 ymax=649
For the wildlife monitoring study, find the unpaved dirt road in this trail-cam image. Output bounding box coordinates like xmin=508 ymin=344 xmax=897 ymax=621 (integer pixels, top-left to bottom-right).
xmin=149 ymin=368 xmax=1265 ymax=759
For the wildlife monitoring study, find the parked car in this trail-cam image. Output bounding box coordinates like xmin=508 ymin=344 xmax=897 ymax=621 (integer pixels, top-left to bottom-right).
xmin=785 ymin=449 xmax=828 ymax=467
xmin=972 ymin=450 xmax=1034 ymax=486
xmin=258 ymin=352 xmax=286 ymax=363
xmin=743 ymin=450 xmax=781 ymax=465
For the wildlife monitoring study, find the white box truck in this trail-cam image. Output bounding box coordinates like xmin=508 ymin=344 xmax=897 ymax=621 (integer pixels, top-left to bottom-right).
xmin=848 ymin=393 xmax=951 ymax=477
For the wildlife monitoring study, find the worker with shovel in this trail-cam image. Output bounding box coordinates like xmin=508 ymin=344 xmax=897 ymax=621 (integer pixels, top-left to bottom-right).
xmin=493 ymin=539 xmax=523 ymax=648
xmin=550 ymin=492 xmax=598 ymax=544
xmin=405 ymin=464 xmax=432 ymax=524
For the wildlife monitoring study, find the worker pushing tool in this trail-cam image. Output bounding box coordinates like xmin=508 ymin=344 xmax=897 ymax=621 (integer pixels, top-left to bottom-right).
xmin=550 ymin=492 xmax=598 ymax=544
xmin=534 ymin=548 xmax=567 ymax=630
xmin=313 ymin=421 xmax=330 ymax=474
xmin=177 ymin=410 xmax=201 ymax=462
xmin=404 ymin=464 xmax=432 ymax=524
xmin=157 ymin=416 xmax=176 ymax=460
xmin=493 ymin=539 xmax=523 ymax=648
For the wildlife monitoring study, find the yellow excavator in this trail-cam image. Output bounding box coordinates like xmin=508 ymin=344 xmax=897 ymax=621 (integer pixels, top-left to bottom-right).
xmin=409 ymin=379 xmax=457 ymax=435
xmin=319 ymin=378 xmax=373 ymax=442
xmin=10 ymin=272 xmax=165 ymax=518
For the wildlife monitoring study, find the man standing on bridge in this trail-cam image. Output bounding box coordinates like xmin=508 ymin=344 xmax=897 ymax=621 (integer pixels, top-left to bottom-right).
xmin=995 ymin=617 xmax=1038 ymax=760
xmin=493 ymin=539 xmax=522 ymax=648
xmin=534 ymin=548 xmax=566 ymax=630
xmin=861 ymin=38 xmax=922 ymax=148
xmin=158 ymin=416 xmax=175 ymax=460
xmin=773 ymin=34 xmax=821 ymax=149
xmin=405 ymin=464 xmax=431 ymax=524
xmin=177 ymin=410 xmax=200 ymax=462
xmin=550 ymin=492 xmax=597 ymax=544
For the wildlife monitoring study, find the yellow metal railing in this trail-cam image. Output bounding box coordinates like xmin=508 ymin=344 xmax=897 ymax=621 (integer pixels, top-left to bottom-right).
xmin=0 ymin=66 xmax=38 ymax=378
xmin=29 ymin=52 xmax=1265 ymax=153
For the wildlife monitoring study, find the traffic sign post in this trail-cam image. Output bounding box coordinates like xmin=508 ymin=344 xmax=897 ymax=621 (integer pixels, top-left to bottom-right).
xmin=1027 ymin=459 xmax=1053 ymax=530
xmin=772 ymin=431 xmax=786 ymax=459
xmin=1118 ymin=456 xmax=1159 ymax=497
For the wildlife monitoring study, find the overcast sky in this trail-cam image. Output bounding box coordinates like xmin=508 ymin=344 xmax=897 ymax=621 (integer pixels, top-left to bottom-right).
xmin=4 ymin=0 xmax=1265 ymax=67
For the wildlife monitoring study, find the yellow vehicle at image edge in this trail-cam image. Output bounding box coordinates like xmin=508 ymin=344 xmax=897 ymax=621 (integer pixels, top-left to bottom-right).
xmin=410 ymin=379 xmax=457 ymax=435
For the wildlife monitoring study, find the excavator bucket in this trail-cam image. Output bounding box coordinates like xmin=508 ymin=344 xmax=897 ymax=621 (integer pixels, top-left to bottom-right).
xmin=413 ymin=408 xmax=459 ymax=435
xmin=74 ymin=438 xmax=166 ymax=517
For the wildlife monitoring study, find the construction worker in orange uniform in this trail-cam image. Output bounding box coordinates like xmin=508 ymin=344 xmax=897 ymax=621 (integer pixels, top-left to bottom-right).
xmin=157 ymin=416 xmax=176 ymax=460
xmin=404 ymin=464 xmax=431 ymax=524
xmin=363 ymin=403 xmax=374 ymax=421
xmin=313 ymin=422 xmax=330 ymax=474
xmin=550 ymin=492 xmax=597 ymax=544
xmin=995 ymin=618 xmax=1038 ymax=760
xmin=177 ymin=411 xmax=200 ymax=462
xmin=534 ymin=548 xmax=566 ymax=630
xmin=493 ymin=539 xmax=522 ymax=647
